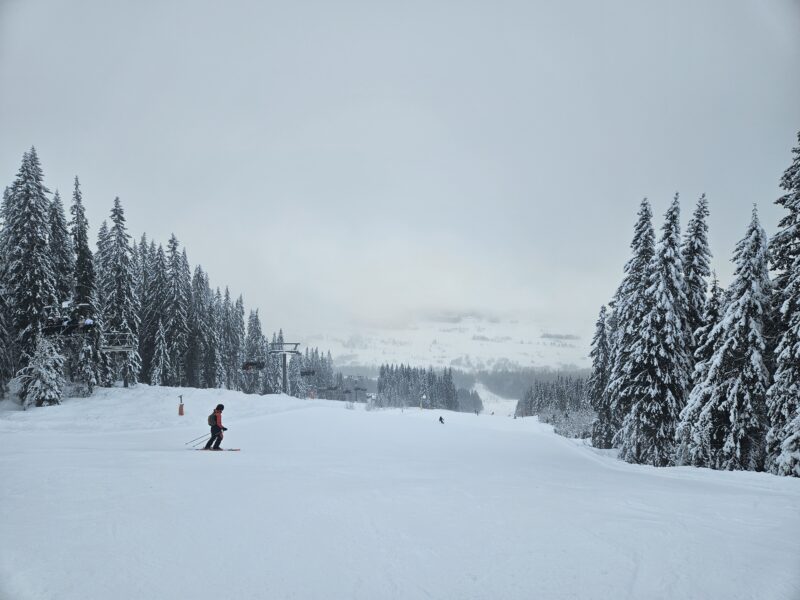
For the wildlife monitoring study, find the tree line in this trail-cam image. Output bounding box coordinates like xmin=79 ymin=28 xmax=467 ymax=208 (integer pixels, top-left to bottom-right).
xmin=376 ymin=364 xmax=484 ymax=413
xmin=515 ymin=375 xmax=588 ymax=417
xmin=0 ymin=148 xmax=335 ymax=407
xmin=588 ymin=130 xmax=800 ymax=477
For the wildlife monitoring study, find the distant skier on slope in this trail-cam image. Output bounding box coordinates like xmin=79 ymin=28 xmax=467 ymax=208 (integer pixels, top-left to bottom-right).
xmin=439 ymin=416 xmax=444 ymax=424
xmin=204 ymin=404 xmax=228 ymax=450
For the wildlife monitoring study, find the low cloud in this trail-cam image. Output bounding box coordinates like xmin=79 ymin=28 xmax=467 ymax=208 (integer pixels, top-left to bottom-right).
xmin=541 ymin=333 xmax=580 ymax=341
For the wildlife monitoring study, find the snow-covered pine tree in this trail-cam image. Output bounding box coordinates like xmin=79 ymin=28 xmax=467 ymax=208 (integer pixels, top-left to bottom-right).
xmin=91 ymin=220 xmax=115 ymax=387
xmin=607 ymin=199 xmax=656 ymax=439
xmin=68 ymin=176 xmax=102 ymax=393
xmin=72 ymin=336 xmax=98 ymax=397
xmin=242 ymin=310 xmax=265 ymax=394
xmin=287 ymin=352 xmax=307 ymax=398
xmin=94 ymin=220 xmax=111 ymax=314
xmin=70 ymin=177 xmax=95 ymax=308
xmin=164 ymin=236 xmax=190 ymax=386
xmin=5 ymin=148 xmax=58 ymax=365
xmin=767 ymin=249 xmax=800 ymax=475
xmin=618 ymin=196 xmax=691 ymax=466
xmin=135 ymin=235 xmax=150 ymax=327
xmin=139 ymin=244 xmax=168 ymax=382
xmin=776 ymin=414 xmax=800 ymax=477
xmin=770 ymin=131 xmax=800 ymax=320
xmin=443 ymin=368 xmax=458 ymax=411
xmin=186 ymin=265 xmax=209 ymax=387
xmin=589 ymin=305 xmax=614 ymax=448
xmin=220 ymin=288 xmax=236 ymax=389
xmin=18 ymin=337 xmax=65 ymax=408
xmin=129 ymin=233 xmax=143 ymax=373
xmin=196 ymin=271 xmax=222 ymax=388
xmin=205 ymin=286 xmax=225 ymax=388
xmin=231 ymin=295 xmax=246 ymax=391
xmin=766 ymin=130 xmax=800 ymax=476
xmin=261 ymin=331 xmax=277 ymax=395
xmin=264 ymin=330 xmax=283 ymax=394
xmin=0 ymin=186 xmax=11 ymax=396
xmin=682 ymin=193 xmax=711 ymax=356
xmin=150 ymin=318 xmax=170 ymax=386
xmin=101 ymin=197 xmax=141 ymax=387
xmin=675 ymin=274 xmax=725 ymax=465
xmin=49 ymin=190 xmax=75 ymax=305
xmin=682 ymin=207 xmax=772 ymax=471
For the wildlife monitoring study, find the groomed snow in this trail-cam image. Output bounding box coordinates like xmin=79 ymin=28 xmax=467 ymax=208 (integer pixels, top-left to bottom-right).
xmin=1 ymin=386 xmax=798 ymax=600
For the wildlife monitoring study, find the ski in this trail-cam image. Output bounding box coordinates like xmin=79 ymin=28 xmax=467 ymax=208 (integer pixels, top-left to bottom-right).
xmin=193 ymin=448 xmax=241 ymax=451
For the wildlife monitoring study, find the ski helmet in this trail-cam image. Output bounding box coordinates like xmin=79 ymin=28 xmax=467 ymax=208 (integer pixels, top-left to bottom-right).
xmin=216 ymin=404 xmax=224 ymax=411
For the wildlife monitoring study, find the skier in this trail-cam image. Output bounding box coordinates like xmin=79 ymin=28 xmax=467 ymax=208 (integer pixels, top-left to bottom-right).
xmin=204 ymin=404 xmax=228 ymax=450
xmin=439 ymin=416 xmax=444 ymax=424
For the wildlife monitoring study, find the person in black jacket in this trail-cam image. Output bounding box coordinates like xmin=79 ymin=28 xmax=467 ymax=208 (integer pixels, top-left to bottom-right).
xmin=204 ymin=404 xmax=228 ymax=450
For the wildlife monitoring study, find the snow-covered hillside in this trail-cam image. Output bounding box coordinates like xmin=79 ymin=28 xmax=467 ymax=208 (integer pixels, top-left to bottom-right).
xmin=472 ymin=381 xmax=518 ymax=417
xmin=300 ymin=315 xmax=589 ymax=372
xmin=1 ymin=386 xmax=799 ymax=600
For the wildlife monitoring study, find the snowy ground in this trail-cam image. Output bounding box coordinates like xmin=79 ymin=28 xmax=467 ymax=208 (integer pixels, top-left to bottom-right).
xmin=1 ymin=386 xmax=799 ymax=600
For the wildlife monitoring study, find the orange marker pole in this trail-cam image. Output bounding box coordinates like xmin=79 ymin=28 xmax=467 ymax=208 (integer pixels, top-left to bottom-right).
xmin=178 ymin=395 xmax=184 ymax=416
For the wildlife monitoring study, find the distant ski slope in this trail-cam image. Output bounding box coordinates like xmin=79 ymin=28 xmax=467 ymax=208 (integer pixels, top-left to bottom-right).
xmin=1 ymin=385 xmax=799 ymax=600
xmin=472 ymin=381 xmax=518 ymax=417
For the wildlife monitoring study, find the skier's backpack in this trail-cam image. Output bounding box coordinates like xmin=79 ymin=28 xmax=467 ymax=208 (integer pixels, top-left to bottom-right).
xmin=208 ymin=413 xmax=215 ymax=427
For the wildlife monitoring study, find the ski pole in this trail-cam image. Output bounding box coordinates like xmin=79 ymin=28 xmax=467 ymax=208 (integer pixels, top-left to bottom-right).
xmin=191 ymin=436 xmax=211 ymax=448
xmin=184 ymin=432 xmax=210 ymax=445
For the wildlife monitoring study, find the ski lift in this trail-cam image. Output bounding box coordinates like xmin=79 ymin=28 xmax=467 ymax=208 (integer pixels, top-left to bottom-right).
xmin=100 ymin=332 xmax=136 ymax=353
xmin=242 ymin=360 xmax=266 ymax=371
xmin=41 ymin=302 xmax=97 ymax=339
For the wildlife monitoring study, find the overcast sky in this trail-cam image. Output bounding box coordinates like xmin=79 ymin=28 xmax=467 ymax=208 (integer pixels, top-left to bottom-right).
xmin=2 ymin=0 xmax=799 ymax=350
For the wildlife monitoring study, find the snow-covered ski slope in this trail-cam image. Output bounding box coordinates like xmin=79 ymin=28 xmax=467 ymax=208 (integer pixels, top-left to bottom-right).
xmin=1 ymin=386 xmax=798 ymax=600
xmin=472 ymin=381 xmax=518 ymax=417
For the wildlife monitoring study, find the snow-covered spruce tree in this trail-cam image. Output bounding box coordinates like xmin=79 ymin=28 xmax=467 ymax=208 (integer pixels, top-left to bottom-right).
xmin=288 ymin=352 xmax=307 ymax=398
xmin=242 ymin=310 xmax=266 ymax=394
xmin=0 ymin=297 xmax=11 ymax=398
xmin=197 ymin=271 xmax=222 ymax=388
xmin=72 ymin=336 xmax=98 ymax=397
xmin=210 ymin=288 xmax=226 ymax=387
xmin=220 ymin=288 xmax=238 ymax=389
xmin=675 ymin=274 xmax=725 ymax=465
xmin=682 ymin=193 xmax=711 ymax=356
xmin=100 ymin=198 xmax=141 ymax=387
xmin=70 ymin=177 xmax=95 ymax=308
xmin=139 ymin=243 xmax=167 ymax=382
xmin=589 ymin=305 xmax=614 ymax=448
xmin=18 ymin=337 xmax=65 ymax=408
xmin=606 ymin=199 xmax=656 ymax=439
xmin=230 ymin=295 xmax=246 ymax=391
xmin=766 ymin=130 xmax=800 ymax=475
xmin=0 ymin=190 xmax=12 ymax=396
xmin=5 ymin=148 xmax=58 ymax=365
xmin=768 ymin=247 xmax=800 ymax=475
xmin=49 ymin=190 xmax=75 ymax=304
xmin=682 ymin=207 xmax=772 ymax=471
xmin=770 ymin=131 xmax=800 ymax=321
xmin=135 ymin=239 xmax=153 ymax=379
xmin=165 ymin=236 xmax=190 ymax=386
xmin=618 ymin=196 xmax=691 ymax=466
xmin=150 ymin=318 xmax=170 ymax=386
xmin=776 ymin=413 xmax=800 ymax=477
xmin=186 ymin=265 xmax=209 ymax=387
xmin=69 ymin=177 xmax=102 ymax=393
xmin=264 ymin=331 xmax=282 ymax=394
xmin=91 ymin=220 xmax=116 ymax=387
